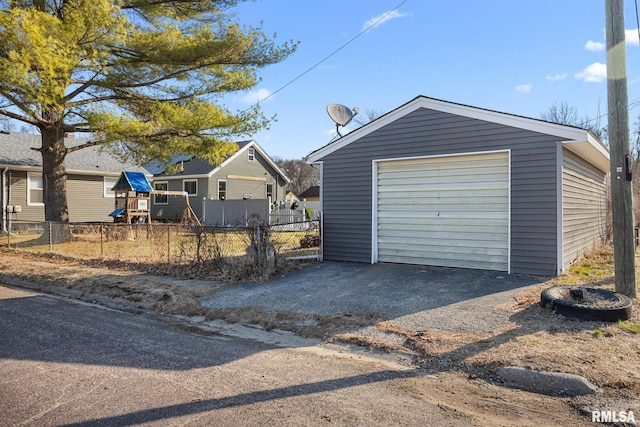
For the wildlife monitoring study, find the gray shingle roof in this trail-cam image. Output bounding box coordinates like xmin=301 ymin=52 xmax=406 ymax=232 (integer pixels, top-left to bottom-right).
xmin=299 ymin=185 xmax=319 ymax=198
xmin=162 ymin=156 xmax=216 ymax=176
xmin=0 ymin=132 xmax=149 ymax=175
xmin=152 ymin=140 xmax=291 ymax=182
xmin=150 ymin=141 xmax=254 ymax=177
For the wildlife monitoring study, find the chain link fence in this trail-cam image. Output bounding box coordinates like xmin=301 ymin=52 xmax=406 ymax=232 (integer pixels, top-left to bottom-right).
xmin=2 ymin=219 xmax=321 ymax=279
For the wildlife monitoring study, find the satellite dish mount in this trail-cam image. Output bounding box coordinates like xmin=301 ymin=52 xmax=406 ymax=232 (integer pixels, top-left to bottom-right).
xmin=327 ymin=104 xmax=360 ymax=137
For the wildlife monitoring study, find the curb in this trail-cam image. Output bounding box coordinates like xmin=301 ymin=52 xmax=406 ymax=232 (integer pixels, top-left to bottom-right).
xmin=497 ymin=366 xmax=598 ymax=396
xmin=0 ymin=275 xmax=415 ymax=372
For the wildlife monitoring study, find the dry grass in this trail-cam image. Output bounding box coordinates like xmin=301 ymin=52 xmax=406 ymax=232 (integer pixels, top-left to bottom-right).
xmin=549 ymin=244 xmax=616 ymax=286
xmin=1 ymin=225 xmax=319 ymax=268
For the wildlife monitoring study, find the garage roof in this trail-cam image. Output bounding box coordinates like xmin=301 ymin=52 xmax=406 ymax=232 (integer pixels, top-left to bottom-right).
xmin=307 ymin=96 xmax=610 ymax=172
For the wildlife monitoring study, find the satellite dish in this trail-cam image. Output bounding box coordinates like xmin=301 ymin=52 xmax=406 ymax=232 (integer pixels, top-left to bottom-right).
xmin=327 ymin=104 xmax=360 ymax=136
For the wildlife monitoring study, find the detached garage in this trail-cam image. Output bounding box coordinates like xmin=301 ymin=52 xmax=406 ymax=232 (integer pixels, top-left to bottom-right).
xmin=306 ymin=96 xmax=609 ymax=276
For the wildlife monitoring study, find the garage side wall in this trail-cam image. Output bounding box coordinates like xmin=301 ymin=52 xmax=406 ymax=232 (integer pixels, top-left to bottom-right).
xmin=320 ymin=107 xmax=561 ymax=275
xmin=561 ymin=148 xmax=608 ymax=270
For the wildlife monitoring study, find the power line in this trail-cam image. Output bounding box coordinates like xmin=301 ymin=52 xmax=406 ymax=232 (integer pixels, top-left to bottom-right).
xmin=246 ymin=0 xmax=409 ymax=110
xmin=634 ymin=0 xmax=640 ymax=128
xmin=580 ymin=96 xmax=640 ymax=126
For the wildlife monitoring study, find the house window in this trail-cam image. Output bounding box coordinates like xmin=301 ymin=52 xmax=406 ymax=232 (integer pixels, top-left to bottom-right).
xmin=266 ymin=183 xmax=273 ymax=200
xmin=183 ymin=179 xmax=197 ymax=196
xmin=247 ymin=147 xmax=255 ymax=162
xmin=27 ymin=173 xmax=44 ymax=206
xmin=154 ymin=181 xmax=168 ymax=205
xmin=103 ymin=176 xmax=117 ymax=198
xmin=218 ymin=179 xmax=227 ymax=200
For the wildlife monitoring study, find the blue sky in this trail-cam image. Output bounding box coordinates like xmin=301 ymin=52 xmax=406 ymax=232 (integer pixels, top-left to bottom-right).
xmin=221 ymin=0 xmax=640 ymax=161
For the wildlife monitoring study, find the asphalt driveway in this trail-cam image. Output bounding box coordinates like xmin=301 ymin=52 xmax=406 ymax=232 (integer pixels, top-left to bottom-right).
xmin=201 ymin=262 xmax=546 ymax=335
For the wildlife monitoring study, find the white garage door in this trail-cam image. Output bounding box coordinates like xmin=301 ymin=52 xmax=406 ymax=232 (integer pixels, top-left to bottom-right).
xmin=376 ymin=151 xmax=510 ymax=271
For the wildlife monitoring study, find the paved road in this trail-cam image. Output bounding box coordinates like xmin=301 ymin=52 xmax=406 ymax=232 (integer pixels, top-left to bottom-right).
xmin=0 ymin=285 xmax=468 ymax=426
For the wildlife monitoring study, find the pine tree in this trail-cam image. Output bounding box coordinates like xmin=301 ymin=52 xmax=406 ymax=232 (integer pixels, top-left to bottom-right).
xmin=0 ymin=0 xmax=296 ymax=222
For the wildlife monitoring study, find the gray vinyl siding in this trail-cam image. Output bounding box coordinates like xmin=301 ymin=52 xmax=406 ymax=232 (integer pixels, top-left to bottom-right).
xmin=208 ymin=151 xmax=286 ymax=201
xmin=151 ymin=149 xmax=287 ymax=221
xmin=562 ymin=148 xmax=607 ymax=269
xmin=226 ymin=177 xmax=267 ymax=199
xmin=185 ymin=177 xmax=208 ymax=219
xmin=322 ymin=160 xmax=372 ymax=263
xmin=151 ymin=178 xmax=208 ymax=221
xmin=320 ymin=107 xmax=562 ymax=275
xmin=510 ymin=146 xmax=558 ymax=274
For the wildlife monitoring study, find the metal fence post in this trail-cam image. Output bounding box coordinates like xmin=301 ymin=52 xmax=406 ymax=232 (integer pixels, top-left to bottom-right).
xmin=48 ymin=221 xmax=52 ymax=253
xmin=167 ymin=223 xmax=171 ymax=264
xmin=100 ymin=223 xmax=104 ymax=258
xmin=256 ymin=222 xmax=262 ymax=275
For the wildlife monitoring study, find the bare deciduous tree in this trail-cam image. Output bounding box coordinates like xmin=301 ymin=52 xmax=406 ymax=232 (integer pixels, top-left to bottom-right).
xmin=273 ymin=157 xmax=319 ymax=196
xmin=541 ymin=101 xmax=579 ymax=125
xmin=541 ymin=101 xmax=607 ymax=144
xmin=353 ymin=108 xmax=385 ymax=128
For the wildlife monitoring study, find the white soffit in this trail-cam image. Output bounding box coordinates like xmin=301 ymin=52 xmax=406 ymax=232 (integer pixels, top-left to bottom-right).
xmin=563 ymin=137 xmax=610 ymax=173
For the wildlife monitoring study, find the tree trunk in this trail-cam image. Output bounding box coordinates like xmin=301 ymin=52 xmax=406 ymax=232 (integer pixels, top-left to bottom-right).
xmin=40 ymin=127 xmax=69 ymax=223
xmin=35 ymin=127 xmax=72 ymax=246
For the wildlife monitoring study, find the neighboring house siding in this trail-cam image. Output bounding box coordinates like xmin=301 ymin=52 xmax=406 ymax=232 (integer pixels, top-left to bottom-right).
xmin=228 ymin=177 xmax=267 ymax=199
xmin=320 ymin=107 xmax=562 ymax=275
xmin=1 ymin=133 xmax=151 ymax=227
xmin=150 ymin=144 xmax=288 ymax=222
xmin=67 ymin=174 xmax=117 ymax=222
xmin=152 ymin=179 xmax=206 ymax=221
xmin=8 ymin=171 xmax=41 ymax=221
xmin=562 ymin=148 xmax=607 ymax=269
xmin=187 ymin=177 xmax=208 ymax=219
xmin=7 ymin=172 xmax=119 ymax=223
xmin=209 ymin=152 xmax=285 ymax=200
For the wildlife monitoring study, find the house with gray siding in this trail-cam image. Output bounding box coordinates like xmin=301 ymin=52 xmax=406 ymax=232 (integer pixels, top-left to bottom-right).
xmin=306 ymin=96 xmax=609 ymax=276
xmin=151 ymin=140 xmax=289 ymax=222
xmin=0 ymin=132 xmax=151 ymax=231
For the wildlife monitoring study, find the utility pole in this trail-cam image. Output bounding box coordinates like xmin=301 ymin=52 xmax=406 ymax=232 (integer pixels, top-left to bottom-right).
xmin=605 ymin=0 xmax=637 ymax=298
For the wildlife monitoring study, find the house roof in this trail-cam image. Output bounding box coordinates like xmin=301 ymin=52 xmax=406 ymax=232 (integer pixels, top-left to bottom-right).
xmin=154 ymin=140 xmax=290 ymax=182
xmin=112 ymin=171 xmax=153 ymax=193
xmin=299 ymin=185 xmax=319 ymax=199
xmin=0 ymin=132 xmax=150 ymax=176
xmin=306 ymin=95 xmax=610 ymax=172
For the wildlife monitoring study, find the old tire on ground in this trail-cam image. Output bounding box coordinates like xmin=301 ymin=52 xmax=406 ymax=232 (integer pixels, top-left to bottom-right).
xmin=540 ymin=286 xmax=632 ymax=322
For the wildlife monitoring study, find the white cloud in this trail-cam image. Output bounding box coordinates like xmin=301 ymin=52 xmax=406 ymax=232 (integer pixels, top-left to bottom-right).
xmin=515 ymin=84 xmax=532 ymax=94
xmin=546 ymin=73 xmax=568 ymax=82
xmin=625 ymin=29 xmax=640 ymax=45
xmin=362 ymin=10 xmax=408 ymax=31
xmin=585 ymin=40 xmax=605 ymax=51
xmin=324 ymin=126 xmax=353 ymax=139
xmin=575 ymin=62 xmax=607 ymax=83
xmin=239 ymin=88 xmax=273 ymax=104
